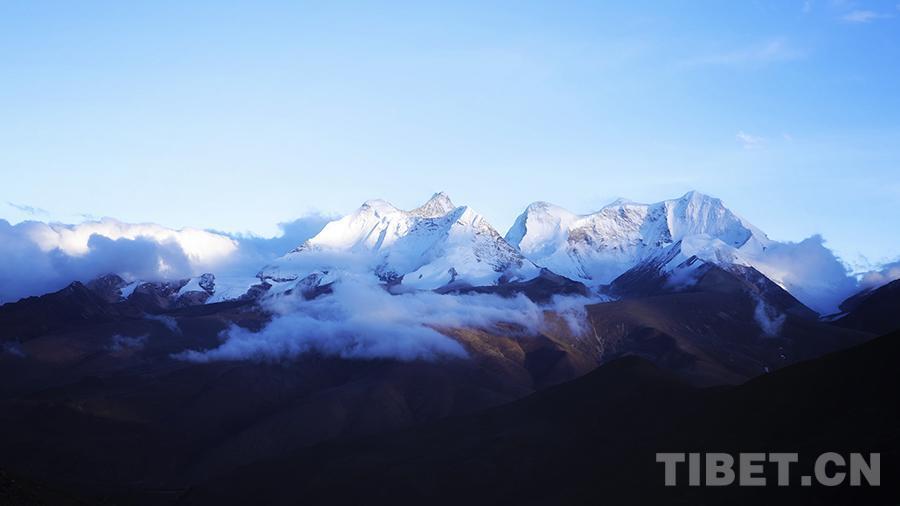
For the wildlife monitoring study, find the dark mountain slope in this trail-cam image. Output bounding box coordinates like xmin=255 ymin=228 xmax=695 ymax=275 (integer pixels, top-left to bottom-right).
xmin=183 ymin=329 xmax=900 ymax=506
xmin=0 ymin=467 xmax=86 ymax=506
xmin=0 ymin=275 xmax=262 ymax=345
xmin=585 ymin=289 xmax=870 ymax=386
xmin=436 ymin=268 xmax=590 ymax=303
xmin=0 ymin=271 xmax=886 ymax=505
xmin=609 ymin=249 xmax=817 ymax=319
xmin=836 ymin=279 xmax=900 ymax=334
xmin=0 ymin=282 xmax=122 ymax=342
xmin=0 ymin=299 xmax=600 ymax=503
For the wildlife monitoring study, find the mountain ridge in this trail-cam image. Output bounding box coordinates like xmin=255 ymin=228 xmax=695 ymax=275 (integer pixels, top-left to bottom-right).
xmin=505 ymin=191 xmax=855 ymax=314
xmin=258 ymin=192 xmax=540 ymax=292
xmin=2 ymin=191 xmax=892 ymax=317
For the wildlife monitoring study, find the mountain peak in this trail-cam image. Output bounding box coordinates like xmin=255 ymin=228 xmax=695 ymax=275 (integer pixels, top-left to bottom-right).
xmin=678 ymin=190 xmax=717 ymax=204
xmin=410 ymin=192 xmax=456 ymax=218
xmin=260 ymin=192 xmax=538 ymax=291
xmin=359 ymin=199 xmax=400 ymax=216
xmin=606 ymin=197 xmax=639 ymax=207
xmin=524 ymin=201 xmax=556 ymax=212
xmin=507 ymin=191 xmax=772 ymax=288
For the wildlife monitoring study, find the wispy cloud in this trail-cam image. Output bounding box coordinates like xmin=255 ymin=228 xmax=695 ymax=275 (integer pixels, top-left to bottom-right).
xmin=803 ymin=0 xmax=814 ymax=13
xmin=841 ymin=10 xmax=893 ymax=22
xmin=7 ymin=202 xmax=49 ymax=217
xmin=857 ymin=258 xmax=900 ymax=289
xmin=681 ymin=38 xmax=805 ymax=68
xmin=736 ymin=131 xmax=765 ymax=149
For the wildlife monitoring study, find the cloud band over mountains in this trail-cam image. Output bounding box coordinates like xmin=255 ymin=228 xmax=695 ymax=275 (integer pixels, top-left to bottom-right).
xmin=0 ymin=216 xmax=329 ymax=304
xmin=0 ymin=195 xmax=897 ymax=315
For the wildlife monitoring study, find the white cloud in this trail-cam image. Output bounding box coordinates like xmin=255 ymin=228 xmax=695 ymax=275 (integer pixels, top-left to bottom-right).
xmin=749 ymin=235 xmax=860 ymax=314
xmin=682 ymin=38 xmax=805 ymax=68
xmin=175 ymin=272 xmax=597 ymax=363
xmin=178 ymin=275 xmax=518 ymax=362
xmin=841 ymin=10 xmax=892 ymax=22
xmin=858 ymin=259 xmax=900 ymax=289
xmin=736 ymin=131 xmax=765 ymax=149
xmin=753 ymin=296 xmax=786 ymax=336
xmin=0 ymin=215 xmax=329 ymax=304
xmin=108 ymin=334 xmax=148 ymax=352
xmin=27 ymin=218 xmax=238 ymax=265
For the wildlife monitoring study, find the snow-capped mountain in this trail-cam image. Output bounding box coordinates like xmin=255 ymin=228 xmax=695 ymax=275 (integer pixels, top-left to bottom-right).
xmin=259 ymin=193 xmax=539 ymax=290
xmin=84 ymin=272 xmax=263 ymax=310
xmin=174 ymin=274 xmax=263 ymax=304
xmin=27 ymin=191 xmax=859 ymax=315
xmin=506 ymin=191 xmax=840 ymax=313
xmin=506 ymin=191 xmax=770 ymax=282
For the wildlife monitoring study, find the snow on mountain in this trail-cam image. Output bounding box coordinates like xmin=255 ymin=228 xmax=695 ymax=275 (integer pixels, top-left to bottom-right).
xmin=409 ymin=191 xmax=456 ymax=218
xmin=506 ymin=191 xmax=766 ymax=282
xmin=146 ymin=272 xmax=262 ymax=306
xmin=506 ymin=191 xmax=847 ymax=314
xmin=176 ymin=273 xmax=217 ymax=297
xmin=82 ymin=272 xmax=261 ymax=308
xmin=22 ymin=191 xmax=856 ymax=315
xmin=259 ymin=193 xmax=539 ymax=290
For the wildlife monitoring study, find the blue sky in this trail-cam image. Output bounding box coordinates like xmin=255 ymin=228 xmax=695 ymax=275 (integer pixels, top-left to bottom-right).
xmin=1 ymin=0 xmax=898 ymax=269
